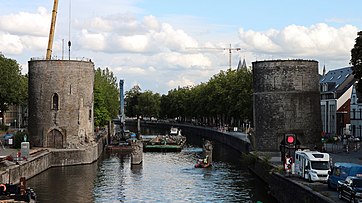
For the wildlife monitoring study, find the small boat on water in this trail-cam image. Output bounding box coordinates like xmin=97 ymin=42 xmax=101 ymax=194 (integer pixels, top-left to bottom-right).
xmin=0 ymin=177 xmax=37 ymax=202
xmin=143 ymin=127 xmax=186 ymax=152
xmin=194 ymin=155 xmax=212 ymax=168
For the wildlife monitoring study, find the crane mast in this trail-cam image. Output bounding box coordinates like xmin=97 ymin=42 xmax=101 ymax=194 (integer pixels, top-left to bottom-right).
xmin=46 ymin=0 xmax=59 ymax=60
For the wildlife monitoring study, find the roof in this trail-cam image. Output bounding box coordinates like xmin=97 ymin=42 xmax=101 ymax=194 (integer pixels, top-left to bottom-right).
xmin=237 ymin=58 xmax=247 ymax=71
xmin=320 ymin=66 xmax=355 ymax=94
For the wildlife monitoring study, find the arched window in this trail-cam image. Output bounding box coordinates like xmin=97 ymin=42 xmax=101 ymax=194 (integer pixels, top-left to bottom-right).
xmin=52 ymin=93 xmax=59 ymax=110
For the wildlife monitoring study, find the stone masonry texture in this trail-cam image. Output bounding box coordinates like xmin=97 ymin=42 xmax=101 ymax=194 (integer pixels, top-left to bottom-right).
xmin=28 ymin=59 xmax=95 ymax=148
xmin=252 ymin=60 xmax=322 ymax=151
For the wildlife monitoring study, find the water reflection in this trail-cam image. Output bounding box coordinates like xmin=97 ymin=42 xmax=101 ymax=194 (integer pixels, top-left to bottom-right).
xmin=27 ymin=144 xmax=276 ymax=203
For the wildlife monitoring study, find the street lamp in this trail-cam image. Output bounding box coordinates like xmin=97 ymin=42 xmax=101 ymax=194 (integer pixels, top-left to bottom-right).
xmin=14 ymin=119 xmax=16 ymax=130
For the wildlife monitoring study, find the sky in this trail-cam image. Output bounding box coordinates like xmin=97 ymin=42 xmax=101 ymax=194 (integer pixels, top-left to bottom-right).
xmin=1 ymin=0 xmax=362 ymax=94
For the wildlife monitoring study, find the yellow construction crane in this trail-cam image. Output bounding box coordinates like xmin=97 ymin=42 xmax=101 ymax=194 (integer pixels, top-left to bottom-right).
xmin=187 ymin=44 xmax=241 ymax=69
xmin=46 ymin=0 xmax=59 ymax=60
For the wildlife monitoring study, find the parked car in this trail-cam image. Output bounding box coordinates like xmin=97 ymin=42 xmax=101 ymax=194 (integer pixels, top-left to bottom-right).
xmin=337 ymin=176 xmax=362 ymax=203
xmin=328 ymin=162 xmax=362 ymax=189
xmin=0 ymin=133 xmax=14 ymax=145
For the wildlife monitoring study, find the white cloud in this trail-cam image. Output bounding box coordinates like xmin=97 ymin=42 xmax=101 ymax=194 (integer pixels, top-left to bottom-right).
xmin=167 ymin=76 xmax=195 ymax=89
xmin=0 ymin=33 xmax=23 ymax=54
xmin=0 ymin=7 xmax=49 ymax=37
xmin=239 ymin=23 xmax=357 ymax=60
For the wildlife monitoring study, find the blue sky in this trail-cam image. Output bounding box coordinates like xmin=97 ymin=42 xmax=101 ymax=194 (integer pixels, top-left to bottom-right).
xmin=1 ymin=0 xmax=362 ymax=94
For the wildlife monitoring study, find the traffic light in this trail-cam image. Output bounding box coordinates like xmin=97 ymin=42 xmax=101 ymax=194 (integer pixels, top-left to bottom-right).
xmin=285 ymin=134 xmax=296 ymax=146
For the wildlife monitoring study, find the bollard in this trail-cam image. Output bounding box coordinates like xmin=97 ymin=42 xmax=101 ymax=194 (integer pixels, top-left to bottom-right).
xmin=131 ymin=140 xmax=143 ymax=165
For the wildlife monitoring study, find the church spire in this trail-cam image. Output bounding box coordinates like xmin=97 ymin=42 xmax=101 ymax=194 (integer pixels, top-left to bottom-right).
xmin=237 ymin=58 xmax=247 ymax=71
xmin=322 ymin=65 xmax=326 ymax=76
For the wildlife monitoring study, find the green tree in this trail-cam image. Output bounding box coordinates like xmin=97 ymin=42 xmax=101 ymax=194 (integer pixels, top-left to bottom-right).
xmin=125 ymin=86 xmax=161 ymax=119
xmin=125 ymin=85 xmax=141 ymax=118
xmin=351 ymin=31 xmax=362 ymax=95
xmin=0 ymin=54 xmax=27 ymax=124
xmin=94 ymin=67 xmax=119 ymax=127
xmin=159 ymin=67 xmax=253 ymax=127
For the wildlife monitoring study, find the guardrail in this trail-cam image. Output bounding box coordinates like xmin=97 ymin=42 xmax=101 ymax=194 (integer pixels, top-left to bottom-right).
xmin=30 ymin=56 xmax=92 ymax=62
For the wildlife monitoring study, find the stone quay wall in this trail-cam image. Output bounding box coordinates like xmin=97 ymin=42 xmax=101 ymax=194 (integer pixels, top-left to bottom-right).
xmin=131 ymin=120 xmax=250 ymax=154
xmin=252 ymin=60 xmax=322 ymax=151
xmin=249 ymin=156 xmax=334 ymax=203
xmin=0 ymin=133 xmax=107 ymax=184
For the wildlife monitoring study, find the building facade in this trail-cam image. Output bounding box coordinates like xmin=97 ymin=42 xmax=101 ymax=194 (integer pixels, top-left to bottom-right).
xmin=253 ymin=60 xmax=322 ymax=151
xmin=350 ymin=84 xmax=362 ymax=139
xmin=319 ymin=67 xmax=355 ymax=136
xmin=28 ymin=59 xmax=95 ymax=148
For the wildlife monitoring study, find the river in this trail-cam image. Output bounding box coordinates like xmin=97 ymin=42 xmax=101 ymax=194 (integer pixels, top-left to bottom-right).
xmin=26 ymin=128 xmax=277 ymax=203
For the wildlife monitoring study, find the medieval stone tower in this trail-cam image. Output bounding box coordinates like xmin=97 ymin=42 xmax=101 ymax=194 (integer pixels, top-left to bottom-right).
xmin=28 ymin=59 xmax=95 ymax=148
xmin=252 ymin=60 xmax=322 ymax=151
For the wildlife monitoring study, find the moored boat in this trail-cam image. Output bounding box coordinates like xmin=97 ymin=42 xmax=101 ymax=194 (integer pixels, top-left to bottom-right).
xmin=0 ymin=177 xmax=37 ymax=202
xmin=143 ymin=127 xmax=186 ymax=152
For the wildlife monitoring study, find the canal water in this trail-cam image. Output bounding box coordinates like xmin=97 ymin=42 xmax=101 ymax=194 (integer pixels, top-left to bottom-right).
xmin=27 ymin=128 xmax=277 ymax=203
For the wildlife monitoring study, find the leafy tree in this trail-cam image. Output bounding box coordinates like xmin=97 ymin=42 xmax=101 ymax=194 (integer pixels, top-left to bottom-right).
xmin=351 ymin=31 xmax=362 ymax=95
xmin=125 ymin=86 xmax=161 ymax=119
xmin=125 ymin=85 xmax=141 ymax=118
xmin=159 ymin=67 xmax=253 ymax=127
xmin=94 ymin=67 xmax=119 ymax=127
xmin=0 ymin=54 xmax=27 ymax=124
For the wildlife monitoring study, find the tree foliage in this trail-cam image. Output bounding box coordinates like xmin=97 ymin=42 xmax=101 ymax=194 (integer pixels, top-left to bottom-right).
xmin=159 ymin=68 xmax=253 ymax=126
xmin=351 ymin=31 xmax=362 ymax=93
xmin=94 ymin=67 xmax=119 ymax=127
xmin=0 ymin=54 xmax=27 ymax=123
xmin=125 ymin=85 xmax=161 ymax=119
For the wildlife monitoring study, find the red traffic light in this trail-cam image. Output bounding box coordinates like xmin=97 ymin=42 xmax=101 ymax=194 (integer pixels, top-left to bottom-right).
xmin=285 ymin=134 xmax=296 ymax=145
xmin=287 ymin=136 xmax=294 ymax=144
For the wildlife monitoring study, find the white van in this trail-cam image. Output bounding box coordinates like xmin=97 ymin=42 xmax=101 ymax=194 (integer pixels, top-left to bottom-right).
xmin=294 ymin=150 xmax=331 ymax=182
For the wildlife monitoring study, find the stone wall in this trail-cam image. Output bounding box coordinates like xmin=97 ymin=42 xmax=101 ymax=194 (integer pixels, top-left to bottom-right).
xmin=0 ymin=134 xmax=107 ymax=184
xmin=130 ymin=120 xmax=250 ymax=154
xmin=28 ymin=59 xmax=95 ymax=148
xmin=252 ymin=60 xmax=322 ymax=151
xmin=249 ymin=157 xmax=334 ymax=203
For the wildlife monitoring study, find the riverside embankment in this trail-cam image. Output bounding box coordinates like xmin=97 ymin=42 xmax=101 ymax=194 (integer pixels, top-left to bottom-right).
xmin=0 ymin=132 xmax=107 ymax=184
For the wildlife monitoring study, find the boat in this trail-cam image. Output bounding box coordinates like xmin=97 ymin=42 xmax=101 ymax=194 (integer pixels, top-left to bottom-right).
xmin=194 ymin=161 xmax=211 ymax=168
xmin=106 ymin=132 xmax=137 ymax=153
xmin=194 ymin=156 xmax=212 ymax=168
xmin=143 ymin=127 xmax=186 ymax=152
xmin=0 ymin=177 xmax=37 ymax=202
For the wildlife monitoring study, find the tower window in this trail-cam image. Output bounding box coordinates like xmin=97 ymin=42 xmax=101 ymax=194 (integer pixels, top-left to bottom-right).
xmin=52 ymin=93 xmax=59 ymax=110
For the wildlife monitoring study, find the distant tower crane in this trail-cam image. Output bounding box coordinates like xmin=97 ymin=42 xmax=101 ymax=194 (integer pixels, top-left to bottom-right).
xmin=187 ymin=44 xmax=241 ymax=69
xmin=46 ymin=0 xmax=59 ymax=60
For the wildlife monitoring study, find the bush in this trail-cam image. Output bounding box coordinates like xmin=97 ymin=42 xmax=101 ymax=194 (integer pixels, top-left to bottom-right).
xmin=0 ymin=124 xmax=8 ymax=132
xmin=13 ymin=131 xmax=28 ymax=149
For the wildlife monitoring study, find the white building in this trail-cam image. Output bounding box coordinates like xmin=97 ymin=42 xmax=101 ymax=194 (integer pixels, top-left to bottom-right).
xmin=320 ymin=67 xmax=355 ymax=136
xmin=350 ymin=84 xmax=362 ymax=139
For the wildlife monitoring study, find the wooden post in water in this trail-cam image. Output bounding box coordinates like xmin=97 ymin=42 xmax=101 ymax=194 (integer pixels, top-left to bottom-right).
xmin=131 ymin=140 xmax=143 ymax=165
xmin=203 ymin=140 xmax=213 ymax=164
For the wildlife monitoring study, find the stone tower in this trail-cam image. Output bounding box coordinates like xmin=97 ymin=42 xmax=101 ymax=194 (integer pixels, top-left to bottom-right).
xmin=252 ymin=60 xmax=322 ymax=151
xmin=28 ymin=59 xmax=95 ymax=148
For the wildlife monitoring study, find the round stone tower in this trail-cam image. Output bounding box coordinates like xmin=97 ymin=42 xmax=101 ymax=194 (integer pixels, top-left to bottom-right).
xmin=28 ymin=59 xmax=95 ymax=148
xmin=252 ymin=60 xmax=322 ymax=151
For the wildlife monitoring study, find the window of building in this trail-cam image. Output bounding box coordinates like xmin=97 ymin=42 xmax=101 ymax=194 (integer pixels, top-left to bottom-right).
xmin=52 ymin=93 xmax=59 ymax=110
xmin=89 ymin=109 xmax=92 ymax=121
xmin=337 ymin=75 xmax=342 ymax=79
xmin=330 ymin=76 xmax=334 ymax=80
xmin=346 ymin=74 xmax=350 ymax=78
